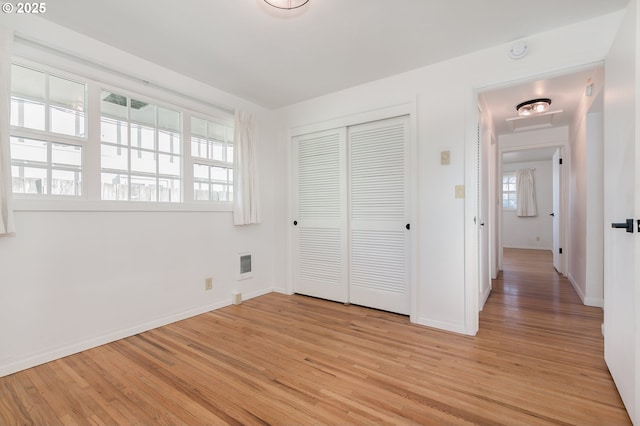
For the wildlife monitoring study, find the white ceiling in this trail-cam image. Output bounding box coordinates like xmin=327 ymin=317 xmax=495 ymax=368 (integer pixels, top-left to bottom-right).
xmin=39 ymin=0 xmax=629 ymax=109
xmin=480 ymin=65 xmax=603 ymax=137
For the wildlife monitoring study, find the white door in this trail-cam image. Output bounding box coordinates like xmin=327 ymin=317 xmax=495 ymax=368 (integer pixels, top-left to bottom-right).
xmin=348 ymin=116 xmax=410 ymax=315
xmin=478 ymin=123 xmax=491 ymax=308
xmin=603 ymin=3 xmax=638 ymax=422
xmin=552 ymin=148 xmax=561 ymax=272
xmin=292 ymin=128 xmax=348 ymax=302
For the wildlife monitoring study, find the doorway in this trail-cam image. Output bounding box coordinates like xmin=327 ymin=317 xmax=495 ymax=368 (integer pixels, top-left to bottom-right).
xmin=499 ymin=147 xmax=561 ymax=274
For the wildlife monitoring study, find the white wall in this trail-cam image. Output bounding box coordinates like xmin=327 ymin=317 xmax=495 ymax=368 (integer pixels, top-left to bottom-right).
xmin=276 ymin=13 xmax=623 ymax=335
xmin=0 ymin=17 xmax=278 ymax=376
xmin=567 ymin=65 xmax=605 ymax=307
xmin=502 ymin=160 xmax=553 ymax=250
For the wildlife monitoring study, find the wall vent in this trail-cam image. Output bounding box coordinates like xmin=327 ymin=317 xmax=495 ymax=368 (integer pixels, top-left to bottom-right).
xmin=238 ymin=252 xmax=253 ymax=280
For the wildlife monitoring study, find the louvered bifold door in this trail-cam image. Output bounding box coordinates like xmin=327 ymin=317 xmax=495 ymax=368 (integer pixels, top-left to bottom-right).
xmin=349 ymin=116 xmax=410 ymax=315
xmin=292 ymin=128 xmax=348 ymax=303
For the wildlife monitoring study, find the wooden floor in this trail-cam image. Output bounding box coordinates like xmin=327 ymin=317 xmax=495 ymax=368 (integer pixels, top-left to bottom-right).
xmin=0 ymin=249 xmax=631 ymax=425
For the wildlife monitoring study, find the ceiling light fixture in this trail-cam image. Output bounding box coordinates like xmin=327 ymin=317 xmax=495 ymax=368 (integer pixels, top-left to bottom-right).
xmin=516 ymin=98 xmax=551 ymax=116
xmin=263 ymin=0 xmax=309 ymax=10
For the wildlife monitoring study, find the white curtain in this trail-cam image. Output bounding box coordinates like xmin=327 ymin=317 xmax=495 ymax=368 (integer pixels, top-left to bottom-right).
xmin=0 ymin=27 xmax=15 ymax=236
xmin=233 ymin=110 xmax=261 ymax=225
xmin=516 ymin=168 xmax=537 ymax=217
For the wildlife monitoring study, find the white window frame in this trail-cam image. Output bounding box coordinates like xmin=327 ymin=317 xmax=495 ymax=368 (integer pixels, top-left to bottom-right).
xmin=190 ymin=115 xmax=234 ymax=202
xmin=99 ymin=87 xmax=183 ymax=203
xmin=9 ymin=56 xmax=235 ymax=212
xmin=502 ymin=171 xmax=517 ymax=210
xmin=10 ymin=61 xmax=87 ymax=198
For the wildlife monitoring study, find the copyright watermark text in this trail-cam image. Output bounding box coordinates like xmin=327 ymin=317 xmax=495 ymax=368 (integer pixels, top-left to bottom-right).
xmin=2 ymin=2 xmax=47 ymax=14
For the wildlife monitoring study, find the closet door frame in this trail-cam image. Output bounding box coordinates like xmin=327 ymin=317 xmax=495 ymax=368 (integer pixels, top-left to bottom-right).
xmin=288 ymin=102 xmax=418 ymax=322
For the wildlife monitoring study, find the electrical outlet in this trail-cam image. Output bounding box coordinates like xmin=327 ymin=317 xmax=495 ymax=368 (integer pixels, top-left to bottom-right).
xmin=205 ymin=277 xmax=213 ymax=291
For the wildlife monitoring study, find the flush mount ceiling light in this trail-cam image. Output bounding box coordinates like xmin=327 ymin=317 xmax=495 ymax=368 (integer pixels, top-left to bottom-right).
xmin=516 ymin=98 xmax=551 ymax=116
xmin=264 ymin=0 xmax=309 ymax=9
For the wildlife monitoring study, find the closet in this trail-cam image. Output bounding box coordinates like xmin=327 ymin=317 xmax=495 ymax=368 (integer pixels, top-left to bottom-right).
xmin=292 ymin=115 xmax=411 ymax=314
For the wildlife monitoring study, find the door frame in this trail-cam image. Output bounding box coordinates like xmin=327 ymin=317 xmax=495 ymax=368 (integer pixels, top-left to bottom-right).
xmin=496 ymin=144 xmax=568 ymax=274
xmin=287 ymin=101 xmax=419 ymax=322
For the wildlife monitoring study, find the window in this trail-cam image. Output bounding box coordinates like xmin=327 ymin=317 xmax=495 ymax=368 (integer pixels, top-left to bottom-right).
xmin=100 ymin=91 xmax=182 ymax=202
xmin=10 ymin=64 xmax=86 ymax=196
xmin=502 ymin=172 xmax=517 ymax=210
xmin=191 ymin=116 xmax=233 ymax=201
xmin=8 ymin=59 xmax=234 ymax=207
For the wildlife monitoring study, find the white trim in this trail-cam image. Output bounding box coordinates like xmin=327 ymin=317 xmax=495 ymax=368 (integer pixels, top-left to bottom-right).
xmin=568 ymin=273 xmax=604 ymax=308
xmin=480 ymin=287 xmax=492 ymax=311
xmin=0 ymin=287 xmax=276 ymax=378
xmin=13 ymin=198 xmax=232 ymax=212
xmin=416 ymin=316 xmax=467 ymax=335
xmin=503 ymin=245 xmax=553 ymax=250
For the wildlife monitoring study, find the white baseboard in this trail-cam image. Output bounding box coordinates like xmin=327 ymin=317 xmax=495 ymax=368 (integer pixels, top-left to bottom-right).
xmin=480 ymin=287 xmax=492 ymax=311
xmin=0 ymin=287 xmax=280 ymax=378
xmin=416 ymin=316 xmax=468 ymax=335
xmin=503 ymin=245 xmax=552 ymax=251
xmin=567 ymin=274 xmax=604 ymax=308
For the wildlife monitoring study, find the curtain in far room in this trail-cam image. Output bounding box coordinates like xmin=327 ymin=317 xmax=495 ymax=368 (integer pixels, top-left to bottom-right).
xmin=0 ymin=27 xmax=15 ymax=236
xmin=516 ymin=168 xmax=537 ymax=217
xmin=233 ymin=110 xmax=261 ymax=225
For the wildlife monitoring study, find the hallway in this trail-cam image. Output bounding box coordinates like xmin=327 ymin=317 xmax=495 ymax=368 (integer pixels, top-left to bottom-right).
xmin=479 ymin=248 xmax=630 ymax=424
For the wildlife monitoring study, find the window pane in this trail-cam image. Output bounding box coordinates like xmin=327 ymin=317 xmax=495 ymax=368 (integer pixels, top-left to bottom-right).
xmin=101 ymin=173 xmax=128 ymax=201
xmin=52 ymin=143 xmax=82 ymax=168
xmin=131 ymin=124 xmax=155 ymax=150
xmin=194 ymin=181 xmax=210 ymax=201
xmin=211 ymin=166 xmax=228 ymax=182
xmin=11 ymin=165 xmax=47 ymax=194
xmin=212 ymin=184 xmax=229 ymax=201
xmin=209 ymin=140 xmax=225 ymax=161
xmin=194 ymin=164 xmax=209 ymax=179
xmin=158 ymin=107 xmax=180 ymax=132
xmin=158 ymin=177 xmax=180 ymax=203
xmin=227 ymin=144 xmax=234 ymax=163
xmin=101 ymin=91 xmax=128 ymax=119
xmin=11 ymin=98 xmax=45 ymax=131
xmin=49 ymin=74 xmax=85 ymax=112
xmin=101 ymin=144 xmax=128 ymax=171
xmin=159 ymin=153 xmax=180 ymax=176
xmin=130 ymin=175 xmax=157 ymax=202
xmin=208 ymin=121 xmax=225 ymax=141
xmin=11 ymin=64 xmax=45 ymax=101
xmin=130 ymin=100 xmax=155 ymax=126
xmin=130 ymin=149 xmax=156 ymax=174
xmin=158 ymin=130 xmax=180 ymax=154
xmin=10 ymin=137 xmax=47 ymax=164
xmin=101 ymin=117 xmax=128 ymax=145
xmin=51 ymin=169 xmax=81 ymax=196
xmin=191 ymin=117 xmax=207 ymax=138
xmin=50 ymin=106 xmax=86 ymax=137
xmin=225 ymin=126 xmax=234 ymax=143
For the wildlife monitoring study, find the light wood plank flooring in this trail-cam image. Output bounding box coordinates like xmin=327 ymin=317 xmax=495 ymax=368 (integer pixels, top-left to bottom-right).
xmin=0 ymin=248 xmax=631 ymax=425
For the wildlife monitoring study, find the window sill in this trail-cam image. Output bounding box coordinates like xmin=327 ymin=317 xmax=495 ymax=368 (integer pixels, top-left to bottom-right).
xmin=13 ymin=198 xmax=233 ymax=213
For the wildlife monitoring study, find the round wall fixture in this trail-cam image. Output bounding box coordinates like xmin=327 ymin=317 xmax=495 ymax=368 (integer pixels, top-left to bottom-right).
xmin=508 ymin=40 xmax=528 ymax=60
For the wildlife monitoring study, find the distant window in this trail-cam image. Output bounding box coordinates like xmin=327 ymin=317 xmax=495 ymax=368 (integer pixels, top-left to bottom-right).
xmin=191 ymin=116 xmax=233 ymax=201
xmin=100 ymin=91 xmax=182 ymax=202
xmin=502 ymin=172 xmax=517 ymax=210
xmin=10 ymin=64 xmax=86 ymax=196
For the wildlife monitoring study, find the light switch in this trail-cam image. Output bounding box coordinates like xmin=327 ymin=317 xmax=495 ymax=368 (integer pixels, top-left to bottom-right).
xmin=455 ymin=185 xmax=465 ymax=199
xmin=440 ymin=150 xmax=450 ymax=165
